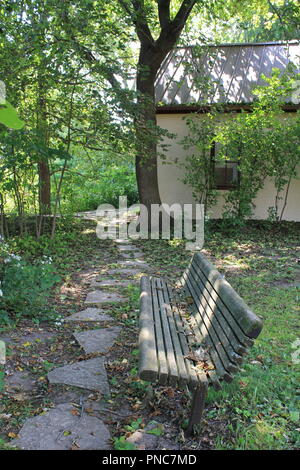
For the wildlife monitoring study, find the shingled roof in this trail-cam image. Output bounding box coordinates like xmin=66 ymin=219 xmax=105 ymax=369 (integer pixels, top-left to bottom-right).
xmin=155 ymin=41 xmax=300 ymax=110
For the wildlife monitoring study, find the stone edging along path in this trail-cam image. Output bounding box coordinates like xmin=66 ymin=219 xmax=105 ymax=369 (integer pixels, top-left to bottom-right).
xmin=9 ymin=238 xmax=153 ymax=450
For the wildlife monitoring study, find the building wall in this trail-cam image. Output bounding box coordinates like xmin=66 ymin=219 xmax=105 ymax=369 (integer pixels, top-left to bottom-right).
xmin=157 ymin=113 xmax=300 ymax=222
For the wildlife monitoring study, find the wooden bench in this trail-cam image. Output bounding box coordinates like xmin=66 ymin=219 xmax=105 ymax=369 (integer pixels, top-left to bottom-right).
xmin=138 ymin=252 xmax=263 ymax=435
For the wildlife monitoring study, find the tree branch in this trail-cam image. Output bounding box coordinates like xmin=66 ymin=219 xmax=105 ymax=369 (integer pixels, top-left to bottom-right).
xmin=118 ymin=0 xmax=154 ymax=45
xmin=158 ymin=0 xmax=171 ymax=29
xmin=170 ymin=0 xmax=197 ymax=35
xmin=156 ymin=0 xmax=196 ymax=49
xmin=131 ymin=0 xmax=155 ymax=45
xmin=59 ymin=8 xmax=120 ymax=89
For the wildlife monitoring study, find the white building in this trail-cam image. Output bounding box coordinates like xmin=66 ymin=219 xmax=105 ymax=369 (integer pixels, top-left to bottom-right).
xmin=155 ymin=41 xmax=300 ymax=221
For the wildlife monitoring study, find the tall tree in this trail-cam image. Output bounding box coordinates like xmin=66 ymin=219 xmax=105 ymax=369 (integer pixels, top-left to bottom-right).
xmin=118 ymin=0 xmax=198 ymax=210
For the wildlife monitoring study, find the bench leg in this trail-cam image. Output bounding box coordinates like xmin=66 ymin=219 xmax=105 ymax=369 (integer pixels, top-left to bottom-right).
xmin=186 ymin=381 xmax=208 ymax=437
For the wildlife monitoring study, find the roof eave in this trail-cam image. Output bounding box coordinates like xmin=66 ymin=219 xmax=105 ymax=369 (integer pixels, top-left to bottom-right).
xmin=156 ymin=103 xmax=300 ymax=114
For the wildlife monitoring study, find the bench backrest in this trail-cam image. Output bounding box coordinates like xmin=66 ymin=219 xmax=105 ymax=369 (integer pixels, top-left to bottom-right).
xmin=180 ymin=252 xmax=263 ymax=382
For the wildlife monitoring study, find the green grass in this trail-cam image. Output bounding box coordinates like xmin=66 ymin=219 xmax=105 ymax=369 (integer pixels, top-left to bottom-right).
xmin=136 ymin=220 xmax=300 ymax=450
xmin=1 ymin=218 xmax=299 ymax=450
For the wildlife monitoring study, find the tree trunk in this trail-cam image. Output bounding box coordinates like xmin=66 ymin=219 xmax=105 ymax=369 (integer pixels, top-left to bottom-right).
xmin=38 ymin=160 xmax=51 ymax=214
xmin=135 ymin=43 xmax=174 ymax=210
xmin=135 ymin=59 xmax=161 ymax=210
xmin=37 ymin=69 xmax=51 ymax=215
xmin=119 ymin=0 xmax=197 ymax=213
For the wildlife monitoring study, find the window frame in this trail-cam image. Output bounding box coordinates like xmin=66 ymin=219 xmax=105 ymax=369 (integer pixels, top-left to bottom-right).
xmin=210 ymin=142 xmax=240 ymax=190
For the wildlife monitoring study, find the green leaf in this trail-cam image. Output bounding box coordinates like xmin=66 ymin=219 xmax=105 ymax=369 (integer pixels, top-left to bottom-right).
xmin=290 ymin=410 xmax=299 ymax=423
xmin=113 ymin=436 xmax=136 ymax=450
xmin=0 ymin=101 xmax=24 ymax=129
xmin=146 ymin=427 xmax=164 ymax=436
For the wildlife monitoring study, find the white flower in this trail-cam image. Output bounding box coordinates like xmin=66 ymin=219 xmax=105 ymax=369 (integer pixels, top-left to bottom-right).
xmin=4 ymin=254 xmax=21 ymax=263
xmin=0 ymin=289 xmax=3 ymax=297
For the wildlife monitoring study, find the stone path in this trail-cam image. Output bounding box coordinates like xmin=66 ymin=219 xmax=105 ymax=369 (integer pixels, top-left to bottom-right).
xmin=8 ymin=234 xmax=151 ymax=450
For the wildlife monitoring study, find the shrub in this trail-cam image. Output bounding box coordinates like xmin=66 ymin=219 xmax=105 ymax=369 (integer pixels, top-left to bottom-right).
xmin=61 ymin=164 xmax=138 ymax=212
xmin=0 ymin=239 xmax=60 ymax=324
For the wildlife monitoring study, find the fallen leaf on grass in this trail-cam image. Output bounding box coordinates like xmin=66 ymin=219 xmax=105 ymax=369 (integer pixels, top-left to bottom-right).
xmin=192 ymin=362 xmax=215 ymax=372
xmin=164 ymin=388 xmax=175 ymax=398
xmin=84 ymin=408 xmax=94 ymax=414
xmin=239 ymin=381 xmax=248 ymax=389
xmin=184 ymin=296 xmax=194 ymax=305
xmin=12 ymin=393 xmax=28 ymax=402
xmin=149 ymin=409 xmax=162 ymax=417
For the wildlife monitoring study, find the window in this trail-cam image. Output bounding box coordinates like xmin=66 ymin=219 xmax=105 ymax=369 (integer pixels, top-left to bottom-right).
xmin=211 ymin=142 xmax=239 ymax=190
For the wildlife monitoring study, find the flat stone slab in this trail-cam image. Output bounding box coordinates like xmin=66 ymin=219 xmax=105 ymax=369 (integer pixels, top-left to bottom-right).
xmin=6 ymin=371 xmax=36 ymax=393
xmin=117 ymin=260 xmax=151 ymax=270
xmin=0 ymin=331 xmax=55 ymax=346
xmin=65 ymin=308 xmax=113 ymax=323
xmin=74 ymin=327 xmax=122 ymax=354
xmin=120 ymin=252 xmax=144 ymax=259
xmin=114 ymin=239 xmax=131 ymax=244
xmin=11 ymin=403 xmax=111 ymax=450
xmin=91 ymin=279 xmax=136 ymax=288
xmin=47 ymin=357 xmax=110 ymax=394
xmin=85 ymin=290 xmax=127 ymax=305
xmin=107 ymin=268 xmax=141 ymax=276
xmin=118 ymin=245 xmax=139 ymax=252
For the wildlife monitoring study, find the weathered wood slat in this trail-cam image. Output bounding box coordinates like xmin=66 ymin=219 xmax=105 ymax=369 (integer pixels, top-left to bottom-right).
xmin=188 ymin=315 xmax=234 ymax=383
xmin=169 ymin=286 xmax=222 ymax=390
xmin=139 ymin=276 xmax=159 ymax=382
xmin=194 ymin=253 xmax=263 ymax=338
xmin=182 ymin=274 xmax=236 ymax=380
xmin=159 ymin=279 xmax=190 ymax=386
xmin=170 ymin=289 xmax=209 ymax=386
xmin=186 ymin=286 xmax=243 ymax=370
xmin=175 ymin=280 xmax=233 ymax=382
xmin=187 ymin=262 xmax=252 ymax=350
xmin=187 ymin=265 xmax=245 ymax=362
xmin=150 ymin=278 xmax=169 ymax=385
xmin=186 ymin=260 xmax=254 ymax=349
xmin=166 ymin=284 xmax=205 ymax=389
xmin=154 ymin=277 xmax=180 ymax=385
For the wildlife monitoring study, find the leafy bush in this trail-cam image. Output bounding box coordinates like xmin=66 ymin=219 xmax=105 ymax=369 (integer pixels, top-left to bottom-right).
xmin=0 ymin=239 xmax=60 ymax=324
xmin=61 ymin=164 xmax=138 ymax=212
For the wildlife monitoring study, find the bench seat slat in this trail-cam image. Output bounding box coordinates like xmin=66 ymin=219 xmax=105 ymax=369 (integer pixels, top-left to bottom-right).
xmin=165 ymin=282 xmax=208 ymax=387
xmin=139 ymin=276 xmax=159 ymax=382
xmin=184 ymin=279 xmax=244 ymax=369
xmin=186 ymin=265 xmax=246 ymax=361
xmin=182 ymin=273 xmax=236 ymax=380
xmin=186 ymin=262 xmax=252 ymax=350
xmin=139 ymin=276 xmax=207 ymax=388
xmin=165 ymin=285 xmax=208 ymax=389
xmin=151 ymin=278 xmax=169 ymax=385
xmin=158 ymin=279 xmax=191 ymax=386
xmin=167 ymin=285 xmax=221 ymax=390
xmin=184 ymin=259 xmax=254 ymax=349
xmin=193 ymin=253 xmax=263 ymax=339
xmin=154 ymin=277 xmax=181 ymax=385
